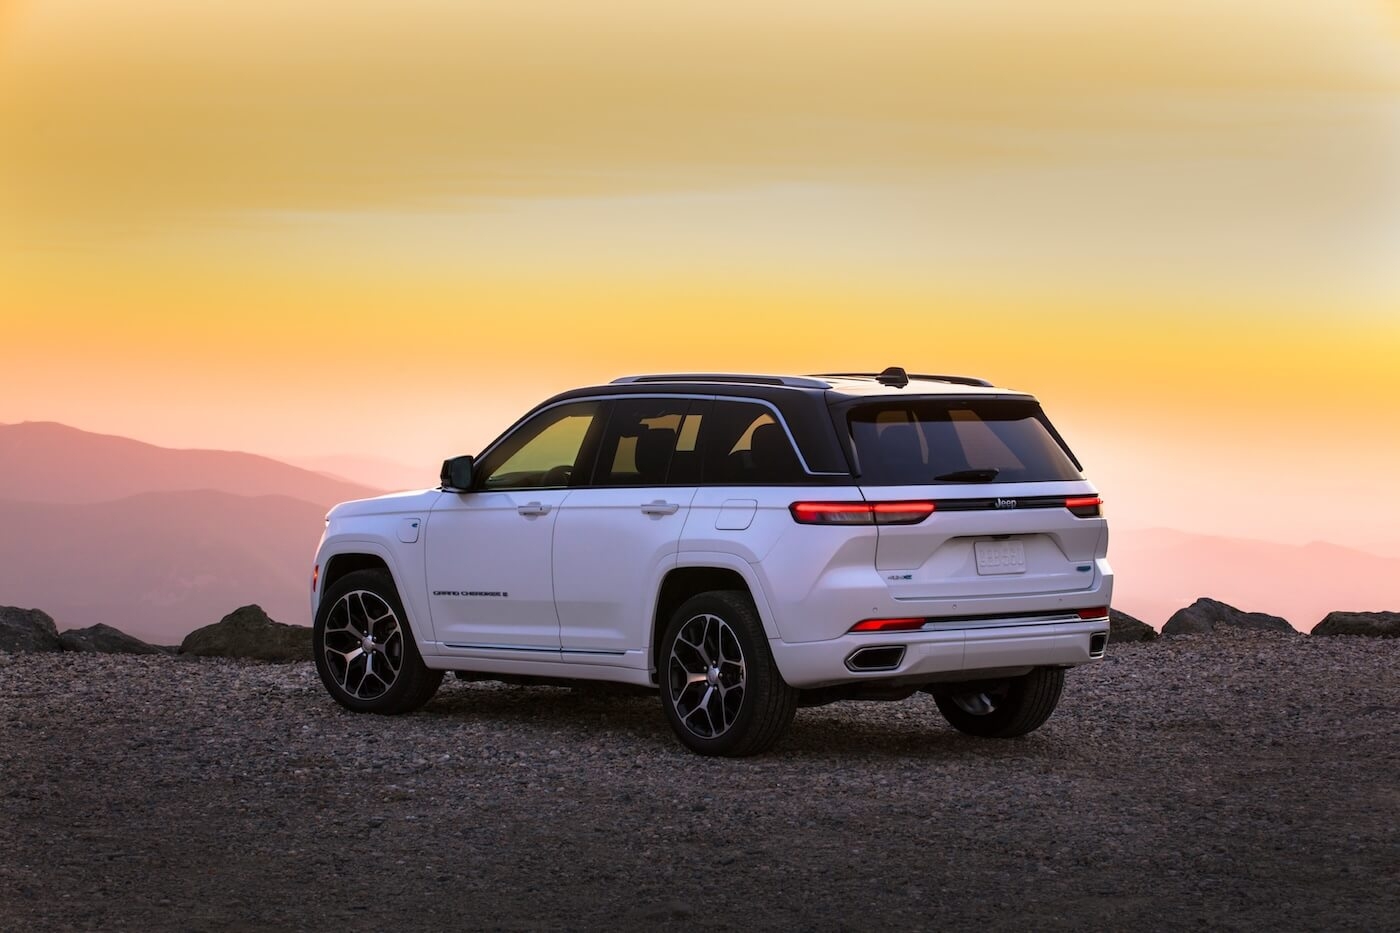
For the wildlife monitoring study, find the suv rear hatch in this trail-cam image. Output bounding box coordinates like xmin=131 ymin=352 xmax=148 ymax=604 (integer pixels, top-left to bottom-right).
xmin=840 ymin=396 xmax=1106 ymax=601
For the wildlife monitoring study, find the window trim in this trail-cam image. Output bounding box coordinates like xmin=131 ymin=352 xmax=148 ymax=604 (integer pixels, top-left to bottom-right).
xmin=474 ymin=393 xmax=844 ymax=487
xmin=472 ymin=400 xmax=606 ymax=492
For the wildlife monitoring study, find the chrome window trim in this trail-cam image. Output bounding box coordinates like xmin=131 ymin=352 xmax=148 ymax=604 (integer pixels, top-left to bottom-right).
xmin=475 ymin=392 xmax=847 ymax=480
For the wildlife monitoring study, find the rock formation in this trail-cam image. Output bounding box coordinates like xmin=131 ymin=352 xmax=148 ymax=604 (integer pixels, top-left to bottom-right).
xmin=1311 ymin=611 xmax=1400 ymax=638
xmin=0 ymin=606 xmax=64 ymax=652
xmin=179 ymin=604 xmax=313 ymax=662
xmin=1162 ymin=597 xmax=1295 ymax=636
xmin=58 ymin=623 xmax=167 ymax=654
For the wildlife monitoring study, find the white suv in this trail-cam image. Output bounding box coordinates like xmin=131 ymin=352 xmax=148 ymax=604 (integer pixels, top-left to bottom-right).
xmin=310 ymin=368 xmax=1111 ymax=756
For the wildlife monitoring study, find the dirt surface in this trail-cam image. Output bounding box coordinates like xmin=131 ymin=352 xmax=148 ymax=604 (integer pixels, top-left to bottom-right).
xmin=2 ymin=631 xmax=1397 ymax=931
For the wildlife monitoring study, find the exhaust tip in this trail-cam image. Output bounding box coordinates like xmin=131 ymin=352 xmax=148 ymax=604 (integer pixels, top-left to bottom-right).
xmin=1089 ymin=632 xmax=1108 ymax=658
xmin=845 ymin=645 xmax=906 ymax=673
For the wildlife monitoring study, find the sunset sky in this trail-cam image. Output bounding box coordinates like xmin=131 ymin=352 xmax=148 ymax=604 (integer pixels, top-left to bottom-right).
xmin=3 ymin=0 xmax=1399 ymax=548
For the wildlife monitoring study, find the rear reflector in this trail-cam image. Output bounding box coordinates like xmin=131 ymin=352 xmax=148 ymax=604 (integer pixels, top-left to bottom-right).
xmin=1066 ymin=496 xmax=1103 ymax=518
xmin=850 ymin=617 xmax=927 ymax=633
xmin=1076 ymin=607 xmax=1110 ymax=620
xmin=791 ymin=501 xmax=934 ymax=525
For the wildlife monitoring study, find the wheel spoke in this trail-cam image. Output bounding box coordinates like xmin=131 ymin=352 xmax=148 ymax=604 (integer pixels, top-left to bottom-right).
xmin=320 ymin=589 xmax=405 ymax=701
xmin=667 ymin=612 xmax=748 ymax=740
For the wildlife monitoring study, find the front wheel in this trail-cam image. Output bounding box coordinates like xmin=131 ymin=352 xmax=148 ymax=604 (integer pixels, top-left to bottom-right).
xmin=660 ymin=591 xmax=797 ymax=757
xmin=313 ymin=569 xmax=443 ymax=715
xmin=933 ymin=667 xmax=1065 ymax=738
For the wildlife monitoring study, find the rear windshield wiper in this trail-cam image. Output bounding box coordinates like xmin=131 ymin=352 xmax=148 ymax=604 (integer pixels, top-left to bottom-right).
xmin=934 ymin=468 xmax=1000 ymax=482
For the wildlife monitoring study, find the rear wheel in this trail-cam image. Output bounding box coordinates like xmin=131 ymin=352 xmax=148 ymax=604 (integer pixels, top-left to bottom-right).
xmin=314 ymin=569 xmax=443 ymax=715
xmin=660 ymin=590 xmax=797 ymax=756
xmin=933 ymin=667 xmax=1065 ymax=738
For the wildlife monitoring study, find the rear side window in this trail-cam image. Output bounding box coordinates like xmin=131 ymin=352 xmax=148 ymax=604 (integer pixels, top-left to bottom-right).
xmin=700 ymin=401 xmax=806 ymax=485
xmin=590 ymin=398 xmax=704 ymax=486
xmin=847 ymin=399 xmax=1082 ymax=485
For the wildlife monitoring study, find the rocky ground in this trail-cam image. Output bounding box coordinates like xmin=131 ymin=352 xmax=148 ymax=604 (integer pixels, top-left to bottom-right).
xmin=1 ymin=631 xmax=1397 ymax=931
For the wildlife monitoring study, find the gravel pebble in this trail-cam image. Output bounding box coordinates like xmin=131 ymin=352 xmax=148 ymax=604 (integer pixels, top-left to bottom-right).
xmin=1 ymin=630 xmax=1396 ymax=931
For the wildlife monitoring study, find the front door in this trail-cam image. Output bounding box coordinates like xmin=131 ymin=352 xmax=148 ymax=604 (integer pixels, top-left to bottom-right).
xmin=425 ymin=401 xmax=602 ymax=654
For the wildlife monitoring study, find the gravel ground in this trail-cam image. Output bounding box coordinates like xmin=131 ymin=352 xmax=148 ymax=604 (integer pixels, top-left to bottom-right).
xmin=2 ymin=631 xmax=1397 ymax=932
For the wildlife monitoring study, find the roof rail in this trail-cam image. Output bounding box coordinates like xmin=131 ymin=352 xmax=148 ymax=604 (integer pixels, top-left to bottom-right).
xmin=610 ymin=373 xmax=832 ymax=389
xmin=813 ymin=371 xmax=995 ymax=388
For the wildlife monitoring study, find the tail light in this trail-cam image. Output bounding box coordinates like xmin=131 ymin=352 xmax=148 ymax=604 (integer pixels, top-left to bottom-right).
xmin=790 ymin=501 xmax=934 ymax=525
xmin=1066 ymin=496 xmax=1103 ymax=518
xmin=850 ymin=617 xmax=927 ymax=633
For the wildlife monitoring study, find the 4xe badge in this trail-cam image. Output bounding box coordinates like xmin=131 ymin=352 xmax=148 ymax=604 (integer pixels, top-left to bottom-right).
xmin=995 ymin=498 xmax=1018 ymax=509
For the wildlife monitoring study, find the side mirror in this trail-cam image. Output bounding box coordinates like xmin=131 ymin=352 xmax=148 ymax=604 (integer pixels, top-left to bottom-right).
xmin=440 ymin=455 xmax=475 ymax=492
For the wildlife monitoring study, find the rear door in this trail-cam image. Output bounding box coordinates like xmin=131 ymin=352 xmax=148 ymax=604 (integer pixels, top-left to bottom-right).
xmin=845 ymin=397 xmax=1106 ymax=601
xmin=552 ymin=397 xmax=704 ymax=658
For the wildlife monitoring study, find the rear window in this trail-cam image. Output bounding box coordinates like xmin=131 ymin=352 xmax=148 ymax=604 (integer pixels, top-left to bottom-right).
xmin=846 ymin=399 xmax=1082 ymax=485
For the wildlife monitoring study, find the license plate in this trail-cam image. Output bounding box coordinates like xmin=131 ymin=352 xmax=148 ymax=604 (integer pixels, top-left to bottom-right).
xmin=975 ymin=540 xmax=1026 ymax=575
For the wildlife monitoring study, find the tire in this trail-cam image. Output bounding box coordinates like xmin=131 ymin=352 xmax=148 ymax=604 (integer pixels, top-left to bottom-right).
xmin=313 ymin=569 xmax=443 ymax=715
xmin=933 ymin=667 xmax=1065 ymax=738
xmin=659 ymin=590 xmax=797 ymax=757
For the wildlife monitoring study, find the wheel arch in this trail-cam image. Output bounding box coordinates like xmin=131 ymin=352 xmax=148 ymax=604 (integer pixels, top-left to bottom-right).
xmin=650 ymin=557 xmax=778 ymax=678
xmin=315 ymin=537 xmax=433 ymax=642
xmin=321 ymin=552 xmax=392 ymax=595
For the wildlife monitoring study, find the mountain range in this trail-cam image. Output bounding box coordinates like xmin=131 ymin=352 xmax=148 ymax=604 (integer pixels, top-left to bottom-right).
xmin=0 ymin=422 xmax=386 ymax=643
xmin=1 ymin=421 xmax=1396 ymax=641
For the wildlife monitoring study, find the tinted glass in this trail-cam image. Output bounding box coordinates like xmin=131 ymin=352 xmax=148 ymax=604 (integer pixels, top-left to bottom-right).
xmin=591 ymin=398 xmax=702 ymax=487
xmin=847 ymin=399 xmax=1082 ymax=485
xmin=701 ymin=400 xmax=806 ymax=485
xmin=478 ymin=402 xmax=600 ymax=490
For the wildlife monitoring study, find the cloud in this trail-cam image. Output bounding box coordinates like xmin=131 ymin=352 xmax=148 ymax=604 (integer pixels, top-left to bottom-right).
xmin=2 ymin=0 xmax=1398 ymax=298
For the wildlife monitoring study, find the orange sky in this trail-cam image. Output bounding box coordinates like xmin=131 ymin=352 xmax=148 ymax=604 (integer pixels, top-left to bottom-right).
xmin=3 ymin=0 xmax=1400 ymax=547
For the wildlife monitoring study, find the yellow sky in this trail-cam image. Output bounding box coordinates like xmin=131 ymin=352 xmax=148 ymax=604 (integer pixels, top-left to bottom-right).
xmin=3 ymin=0 xmax=1400 ymax=545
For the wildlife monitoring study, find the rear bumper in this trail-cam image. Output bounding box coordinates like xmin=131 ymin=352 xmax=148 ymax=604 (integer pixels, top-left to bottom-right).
xmin=770 ymin=619 xmax=1108 ymax=689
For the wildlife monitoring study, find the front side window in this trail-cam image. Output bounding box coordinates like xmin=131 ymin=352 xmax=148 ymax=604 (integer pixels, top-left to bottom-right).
xmin=847 ymin=399 xmax=1082 ymax=485
xmin=478 ymin=402 xmax=601 ymax=490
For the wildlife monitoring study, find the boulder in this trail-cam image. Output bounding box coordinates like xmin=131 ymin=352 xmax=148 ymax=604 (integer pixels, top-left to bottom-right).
xmin=0 ymin=606 xmax=64 ymax=653
xmin=179 ymin=605 xmax=312 ymax=662
xmin=1109 ymin=609 xmax=1157 ymax=643
xmin=59 ymin=623 xmax=166 ymax=655
xmin=1311 ymin=611 xmax=1400 ymax=638
xmin=1162 ymin=597 xmax=1295 ymax=636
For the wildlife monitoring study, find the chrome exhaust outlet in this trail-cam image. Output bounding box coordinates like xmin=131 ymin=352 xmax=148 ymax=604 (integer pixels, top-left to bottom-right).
xmin=845 ymin=645 xmax=906 ymax=673
xmin=1089 ymin=632 xmax=1108 ymax=658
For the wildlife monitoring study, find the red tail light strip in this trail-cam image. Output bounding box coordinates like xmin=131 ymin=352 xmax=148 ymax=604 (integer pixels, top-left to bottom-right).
xmin=790 ymin=501 xmax=935 ymax=525
xmin=1065 ymin=496 xmax=1104 ymax=518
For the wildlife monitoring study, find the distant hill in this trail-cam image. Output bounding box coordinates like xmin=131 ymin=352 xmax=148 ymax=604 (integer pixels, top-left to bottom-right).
xmin=0 ymin=491 xmax=327 ymax=644
xmin=0 ymin=422 xmax=388 ymax=643
xmin=1110 ymin=528 xmax=1400 ymax=632
xmin=288 ymin=453 xmax=432 ymax=495
xmin=0 ymin=421 xmax=381 ymax=506
xmin=2 ymin=421 xmax=1395 ymax=642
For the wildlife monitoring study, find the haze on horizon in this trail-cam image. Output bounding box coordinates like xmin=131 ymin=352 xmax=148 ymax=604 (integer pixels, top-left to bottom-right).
xmin=3 ymin=0 xmax=1400 ymax=549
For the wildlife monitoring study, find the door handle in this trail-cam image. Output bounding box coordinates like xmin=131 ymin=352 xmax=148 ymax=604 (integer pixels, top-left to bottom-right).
xmin=517 ymin=501 xmax=552 ymax=516
xmin=640 ymin=500 xmax=680 ymax=516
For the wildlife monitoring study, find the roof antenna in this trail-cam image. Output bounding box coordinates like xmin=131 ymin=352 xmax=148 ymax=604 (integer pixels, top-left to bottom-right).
xmin=876 ymin=366 xmax=909 ymax=389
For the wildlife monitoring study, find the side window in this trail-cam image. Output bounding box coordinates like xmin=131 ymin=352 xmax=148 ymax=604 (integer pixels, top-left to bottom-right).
xmin=590 ymin=398 xmax=703 ymax=487
xmin=700 ymin=401 xmax=806 ymax=485
xmin=477 ymin=402 xmax=601 ymax=490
